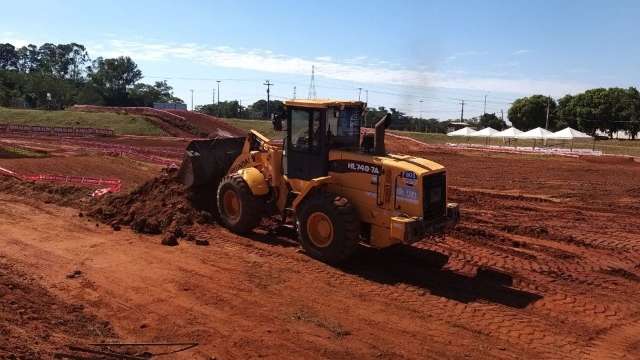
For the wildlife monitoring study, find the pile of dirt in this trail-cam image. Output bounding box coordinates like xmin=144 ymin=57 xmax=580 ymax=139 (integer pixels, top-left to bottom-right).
xmin=0 ymin=259 xmax=115 ymax=358
xmin=89 ymin=169 xmax=213 ymax=245
xmin=166 ymin=110 xmax=246 ymax=138
xmin=0 ymin=176 xmax=93 ymax=207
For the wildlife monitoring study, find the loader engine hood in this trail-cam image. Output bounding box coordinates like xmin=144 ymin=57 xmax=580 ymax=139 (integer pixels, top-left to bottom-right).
xmin=380 ymin=153 xmax=445 ymax=176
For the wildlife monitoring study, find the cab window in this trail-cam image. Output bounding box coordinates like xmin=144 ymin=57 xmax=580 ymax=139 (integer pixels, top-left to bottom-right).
xmin=327 ymin=107 xmax=361 ymax=148
xmin=290 ymin=109 xmax=322 ymax=151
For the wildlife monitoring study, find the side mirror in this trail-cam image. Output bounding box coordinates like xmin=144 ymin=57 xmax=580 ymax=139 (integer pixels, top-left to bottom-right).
xmin=272 ymin=113 xmax=283 ymax=131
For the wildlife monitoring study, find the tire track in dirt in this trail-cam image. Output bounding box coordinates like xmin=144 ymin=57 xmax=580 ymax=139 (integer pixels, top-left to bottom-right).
xmin=190 ymin=227 xmax=597 ymax=358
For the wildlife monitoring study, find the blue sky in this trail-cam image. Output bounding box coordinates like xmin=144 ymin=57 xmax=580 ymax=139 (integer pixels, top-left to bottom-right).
xmin=2 ymin=0 xmax=639 ymax=119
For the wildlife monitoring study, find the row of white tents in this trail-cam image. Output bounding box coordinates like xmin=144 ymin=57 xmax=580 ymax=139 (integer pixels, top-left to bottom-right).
xmin=447 ymin=126 xmax=592 ymax=140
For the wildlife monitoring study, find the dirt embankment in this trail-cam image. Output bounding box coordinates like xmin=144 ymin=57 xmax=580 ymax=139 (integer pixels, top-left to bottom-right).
xmin=72 ymin=105 xmax=246 ymax=139
xmin=166 ymin=110 xmax=246 ymax=138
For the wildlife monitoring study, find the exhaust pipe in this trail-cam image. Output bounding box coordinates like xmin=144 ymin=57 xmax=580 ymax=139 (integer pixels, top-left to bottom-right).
xmin=374 ymin=114 xmax=392 ymax=155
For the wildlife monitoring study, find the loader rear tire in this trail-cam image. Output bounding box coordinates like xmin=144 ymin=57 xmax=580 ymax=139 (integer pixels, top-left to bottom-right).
xmin=217 ymin=175 xmax=263 ymax=234
xmin=297 ymin=192 xmax=359 ymax=264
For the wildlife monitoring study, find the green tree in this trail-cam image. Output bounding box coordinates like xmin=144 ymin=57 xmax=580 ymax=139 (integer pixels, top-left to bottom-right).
xmin=246 ymin=99 xmax=284 ymax=119
xmin=555 ymin=87 xmax=640 ymax=137
xmin=478 ymin=113 xmax=507 ymax=130
xmin=16 ymin=44 xmax=40 ymax=73
xmin=196 ymin=100 xmax=245 ymax=118
xmin=88 ymin=56 xmax=142 ymax=106
xmin=508 ymin=95 xmax=557 ymax=131
xmin=129 ymin=80 xmax=184 ymax=107
xmin=0 ymin=43 xmax=18 ymax=70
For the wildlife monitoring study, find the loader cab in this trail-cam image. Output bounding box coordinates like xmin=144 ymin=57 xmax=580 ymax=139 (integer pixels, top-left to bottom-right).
xmin=283 ymin=100 xmax=365 ymax=180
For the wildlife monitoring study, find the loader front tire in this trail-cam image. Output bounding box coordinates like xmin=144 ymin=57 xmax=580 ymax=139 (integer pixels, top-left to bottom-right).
xmin=297 ymin=192 xmax=359 ymax=264
xmin=217 ymin=175 xmax=262 ymax=234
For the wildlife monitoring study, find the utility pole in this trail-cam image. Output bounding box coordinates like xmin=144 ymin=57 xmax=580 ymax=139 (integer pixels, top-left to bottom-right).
xmin=216 ymin=80 xmax=221 ymax=104
xmin=460 ymin=100 xmax=465 ymax=122
xmin=365 ymin=90 xmax=369 ymax=103
xmin=212 ymin=88 xmax=215 ymax=104
xmin=293 ymin=86 xmax=296 ymax=99
xmin=483 ymin=94 xmax=487 ymax=115
xmin=419 ymin=99 xmax=424 ymax=119
xmin=358 ymin=87 xmax=362 ymax=101
xmin=545 ymin=95 xmax=551 ymax=129
xmin=264 ymin=80 xmax=273 ymax=119
xmin=190 ymin=89 xmax=194 ymax=111
xmin=500 ymin=109 xmax=504 ymax=122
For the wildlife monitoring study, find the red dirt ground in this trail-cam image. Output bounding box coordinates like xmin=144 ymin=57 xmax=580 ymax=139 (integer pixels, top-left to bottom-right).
xmin=0 ymin=255 xmax=117 ymax=358
xmin=1 ymin=134 xmax=640 ymax=359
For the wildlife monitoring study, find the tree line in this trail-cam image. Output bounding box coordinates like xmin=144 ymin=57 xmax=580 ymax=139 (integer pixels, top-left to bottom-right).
xmin=508 ymin=88 xmax=640 ymax=139
xmin=196 ymin=99 xmax=286 ymax=120
xmin=0 ymin=42 xmax=183 ymax=109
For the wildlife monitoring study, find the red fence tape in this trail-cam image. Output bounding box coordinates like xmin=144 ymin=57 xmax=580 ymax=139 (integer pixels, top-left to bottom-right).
xmin=0 ymin=166 xmax=122 ymax=196
xmin=0 ymin=123 xmax=114 ymax=137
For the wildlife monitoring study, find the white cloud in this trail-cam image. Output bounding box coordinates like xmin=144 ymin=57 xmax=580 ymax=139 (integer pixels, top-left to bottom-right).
xmin=512 ymin=49 xmax=531 ymax=55
xmin=91 ymin=40 xmax=588 ymax=95
xmin=0 ymin=35 xmax=588 ymax=96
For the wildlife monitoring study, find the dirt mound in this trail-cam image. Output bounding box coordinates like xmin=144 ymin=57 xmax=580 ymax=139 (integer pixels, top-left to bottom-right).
xmin=0 ymin=259 xmax=115 ymax=358
xmin=72 ymin=105 xmax=203 ymax=138
xmin=166 ymin=110 xmax=246 ymax=138
xmin=0 ymin=176 xmax=93 ymax=207
xmin=89 ymin=170 xmax=213 ymax=245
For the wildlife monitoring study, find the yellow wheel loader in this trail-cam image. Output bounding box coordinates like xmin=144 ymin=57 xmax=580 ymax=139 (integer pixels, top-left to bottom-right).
xmin=179 ymin=99 xmax=459 ymax=264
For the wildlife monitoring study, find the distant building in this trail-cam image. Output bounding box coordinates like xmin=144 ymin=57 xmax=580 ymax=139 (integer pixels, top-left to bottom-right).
xmin=447 ymin=121 xmax=473 ymax=132
xmin=153 ymin=102 xmax=187 ymax=110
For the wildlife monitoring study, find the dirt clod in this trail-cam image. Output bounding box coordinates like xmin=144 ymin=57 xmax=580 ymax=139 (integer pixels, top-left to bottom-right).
xmin=66 ymin=270 xmax=83 ymax=279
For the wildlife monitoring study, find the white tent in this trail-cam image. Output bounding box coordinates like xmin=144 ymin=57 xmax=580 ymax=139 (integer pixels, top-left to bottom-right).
xmin=491 ymin=127 xmax=522 ymax=138
xmin=549 ymin=127 xmax=592 ymax=139
xmin=469 ymin=127 xmax=499 ymax=137
xmin=549 ymin=127 xmax=594 ymax=151
xmin=447 ymin=127 xmax=477 ymax=136
xmin=516 ymin=127 xmax=555 ymax=149
xmin=517 ymin=127 xmax=554 ymax=140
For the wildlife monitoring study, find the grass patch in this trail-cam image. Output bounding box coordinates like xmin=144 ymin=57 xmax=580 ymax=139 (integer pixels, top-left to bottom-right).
xmin=0 ymin=145 xmax=48 ymax=158
xmin=0 ymin=107 xmax=166 ymax=136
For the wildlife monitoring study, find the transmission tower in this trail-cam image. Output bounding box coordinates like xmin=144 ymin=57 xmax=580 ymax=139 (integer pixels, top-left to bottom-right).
xmin=307 ymin=65 xmax=317 ymax=99
xmin=293 ymin=86 xmax=297 ymax=99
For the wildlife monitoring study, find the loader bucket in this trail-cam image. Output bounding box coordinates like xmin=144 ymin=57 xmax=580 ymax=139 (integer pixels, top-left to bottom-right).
xmin=178 ymin=137 xmax=245 ymax=188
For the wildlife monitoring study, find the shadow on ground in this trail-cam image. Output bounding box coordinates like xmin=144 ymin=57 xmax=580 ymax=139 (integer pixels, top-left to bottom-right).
xmin=338 ymin=245 xmax=542 ymax=309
